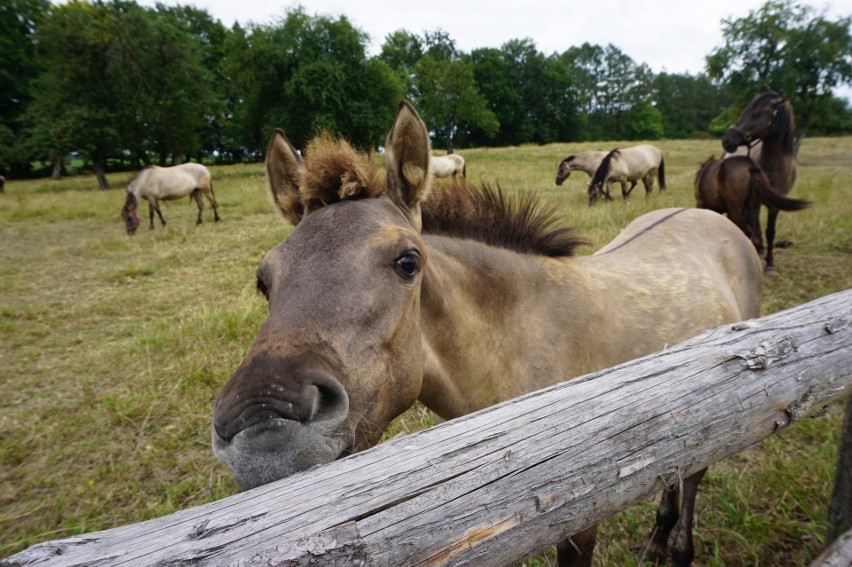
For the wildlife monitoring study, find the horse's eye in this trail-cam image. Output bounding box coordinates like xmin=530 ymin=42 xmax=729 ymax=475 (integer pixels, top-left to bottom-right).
xmin=394 ymin=250 xmax=421 ymax=280
xmin=256 ymin=277 xmax=269 ymax=299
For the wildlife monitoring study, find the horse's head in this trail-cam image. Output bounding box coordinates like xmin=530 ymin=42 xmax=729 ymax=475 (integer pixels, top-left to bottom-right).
xmin=722 ymin=91 xmax=789 ymax=153
xmin=212 ymin=101 xmax=433 ymax=490
xmin=120 ymin=192 xmax=140 ymax=235
xmin=555 ymin=155 xmax=575 ymax=185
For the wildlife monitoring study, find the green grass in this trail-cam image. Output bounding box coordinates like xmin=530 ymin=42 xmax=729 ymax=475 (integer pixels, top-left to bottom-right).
xmin=1 ymin=137 xmax=850 ymax=565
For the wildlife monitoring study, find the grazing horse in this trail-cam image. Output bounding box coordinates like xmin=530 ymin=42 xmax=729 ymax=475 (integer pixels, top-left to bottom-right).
xmin=120 ymin=163 xmax=220 ymax=235
xmin=721 ymin=91 xmax=802 ymax=275
xmin=555 ymin=150 xmax=607 ymax=185
xmin=695 ymin=155 xmax=809 ymax=257
xmin=588 ymin=144 xmax=666 ymax=205
xmin=212 ymin=101 xmax=761 ymax=567
xmin=431 ymin=153 xmax=465 ymax=177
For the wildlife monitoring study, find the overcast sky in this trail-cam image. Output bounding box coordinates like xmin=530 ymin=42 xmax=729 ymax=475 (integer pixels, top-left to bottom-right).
xmin=129 ymin=0 xmax=850 ymax=76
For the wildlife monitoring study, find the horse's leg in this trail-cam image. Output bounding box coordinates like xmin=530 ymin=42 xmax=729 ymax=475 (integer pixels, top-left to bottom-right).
xmin=147 ymin=200 xmax=156 ymax=230
xmin=643 ymin=174 xmax=653 ymax=196
xmin=670 ymin=468 xmax=707 ymax=567
xmin=621 ymin=180 xmax=636 ymax=198
xmin=192 ymin=189 xmax=204 ymax=225
xmin=603 ymin=181 xmax=614 ymax=200
xmin=764 ymin=207 xmax=779 ymax=276
xmin=556 ymin=524 xmax=598 ymax=567
xmin=639 ymin=484 xmax=680 ymax=563
xmin=152 ymin=198 xmax=167 ymax=227
xmin=205 ymin=182 xmax=221 ymax=222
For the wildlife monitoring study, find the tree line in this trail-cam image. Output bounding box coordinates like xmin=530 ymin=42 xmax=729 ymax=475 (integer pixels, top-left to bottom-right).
xmin=2 ymin=0 xmax=850 ymax=187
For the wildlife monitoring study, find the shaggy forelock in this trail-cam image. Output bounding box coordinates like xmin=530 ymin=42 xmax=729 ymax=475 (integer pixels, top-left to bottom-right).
xmin=301 ymin=134 xmax=386 ymax=206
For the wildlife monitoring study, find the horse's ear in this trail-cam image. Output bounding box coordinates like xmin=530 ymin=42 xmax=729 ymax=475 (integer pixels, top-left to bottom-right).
xmin=384 ymin=100 xmax=432 ymax=230
xmin=265 ymin=129 xmax=306 ymax=225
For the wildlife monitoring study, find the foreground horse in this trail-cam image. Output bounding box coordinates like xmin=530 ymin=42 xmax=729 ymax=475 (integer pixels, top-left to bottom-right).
xmin=720 ymin=91 xmax=804 ymax=275
xmin=212 ymin=101 xmax=761 ymax=567
xmin=431 ymin=153 xmax=465 ymax=177
xmin=588 ymin=144 xmax=666 ymax=205
xmin=120 ymin=163 xmax=220 ymax=235
xmin=695 ymin=155 xmax=809 ymax=260
xmin=554 ymin=150 xmax=607 ymax=185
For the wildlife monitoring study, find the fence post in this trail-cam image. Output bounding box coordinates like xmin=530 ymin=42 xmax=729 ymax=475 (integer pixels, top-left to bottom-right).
xmin=827 ymin=394 xmax=852 ymax=546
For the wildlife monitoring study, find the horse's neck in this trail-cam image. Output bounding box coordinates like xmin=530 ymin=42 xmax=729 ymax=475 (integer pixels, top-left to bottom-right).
xmin=417 ymin=237 xmax=604 ymax=419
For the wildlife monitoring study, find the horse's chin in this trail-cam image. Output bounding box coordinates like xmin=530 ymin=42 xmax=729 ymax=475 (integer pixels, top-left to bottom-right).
xmin=721 ymin=133 xmax=745 ymax=154
xmin=212 ymin=419 xmax=349 ymax=490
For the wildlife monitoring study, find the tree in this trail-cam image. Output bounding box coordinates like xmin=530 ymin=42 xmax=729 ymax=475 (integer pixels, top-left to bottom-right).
xmin=0 ymin=0 xmax=48 ymax=175
xmin=652 ymin=72 xmax=731 ymax=138
xmin=707 ymin=0 xmax=852 ymax=136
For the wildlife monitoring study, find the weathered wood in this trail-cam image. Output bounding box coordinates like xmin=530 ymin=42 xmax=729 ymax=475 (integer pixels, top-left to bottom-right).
xmin=827 ymin=394 xmax=852 ymax=546
xmin=810 ymin=528 xmax=852 ymax=567
xmin=3 ymin=290 xmax=851 ymax=567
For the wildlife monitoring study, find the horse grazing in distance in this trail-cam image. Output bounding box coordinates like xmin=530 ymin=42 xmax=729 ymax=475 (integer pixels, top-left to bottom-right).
xmin=555 ymin=150 xmax=607 ymax=185
xmin=588 ymin=144 xmax=666 ymax=205
xmin=718 ymin=91 xmax=806 ymax=274
xmin=212 ymin=101 xmax=762 ymax=567
xmin=120 ymin=163 xmax=220 ymax=235
xmin=695 ymin=155 xmax=809 ymax=259
xmin=431 ymin=153 xmax=465 ymax=178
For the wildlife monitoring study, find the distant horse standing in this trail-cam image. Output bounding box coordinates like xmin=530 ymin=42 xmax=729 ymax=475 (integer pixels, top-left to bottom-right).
xmin=694 ymin=155 xmax=809 ymax=257
xmin=120 ymin=163 xmax=220 ymax=235
xmin=212 ymin=101 xmax=761 ymax=567
xmin=431 ymin=153 xmax=465 ymax=178
xmin=588 ymin=144 xmax=666 ymax=205
xmin=710 ymin=91 xmax=806 ymax=274
xmin=555 ymin=151 xmax=607 ymax=185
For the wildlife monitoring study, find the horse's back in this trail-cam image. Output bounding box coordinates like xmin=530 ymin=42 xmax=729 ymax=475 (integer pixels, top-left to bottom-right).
xmin=595 ymin=208 xmax=761 ymax=321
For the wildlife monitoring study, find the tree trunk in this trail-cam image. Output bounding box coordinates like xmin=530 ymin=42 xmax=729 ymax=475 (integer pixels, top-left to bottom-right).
xmin=50 ymin=156 xmax=63 ymax=180
xmin=93 ymin=160 xmax=109 ymax=189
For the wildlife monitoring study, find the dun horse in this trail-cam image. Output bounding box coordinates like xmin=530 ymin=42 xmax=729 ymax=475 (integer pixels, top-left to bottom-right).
xmin=120 ymin=163 xmax=220 ymax=235
xmin=431 ymin=153 xmax=465 ymax=177
xmin=554 ymin=150 xmax=607 ymax=185
xmin=718 ymin=90 xmax=806 ymax=274
xmin=212 ymin=102 xmax=761 ymax=567
xmin=588 ymin=144 xmax=666 ymax=205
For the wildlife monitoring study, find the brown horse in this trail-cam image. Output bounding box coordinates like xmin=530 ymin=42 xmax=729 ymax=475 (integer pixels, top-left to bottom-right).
xmin=120 ymin=163 xmax=220 ymax=235
xmin=212 ymin=101 xmax=761 ymax=567
xmin=720 ymin=90 xmax=805 ymax=275
xmin=695 ymin=155 xmax=809 ymax=257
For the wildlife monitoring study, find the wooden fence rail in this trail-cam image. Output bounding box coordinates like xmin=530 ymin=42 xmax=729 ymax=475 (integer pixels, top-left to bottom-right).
xmin=3 ymin=289 xmax=851 ymax=567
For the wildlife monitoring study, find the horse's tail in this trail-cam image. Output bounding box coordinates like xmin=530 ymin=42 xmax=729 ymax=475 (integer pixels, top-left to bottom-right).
xmin=748 ymin=163 xmax=810 ymax=212
xmin=658 ymin=156 xmax=666 ymax=189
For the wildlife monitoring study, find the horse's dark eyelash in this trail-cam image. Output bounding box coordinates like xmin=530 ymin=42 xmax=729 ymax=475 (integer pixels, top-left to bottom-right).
xmin=256 ymin=278 xmax=269 ymax=299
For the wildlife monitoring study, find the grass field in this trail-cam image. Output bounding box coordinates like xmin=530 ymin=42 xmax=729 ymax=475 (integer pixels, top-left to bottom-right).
xmin=1 ymin=136 xmax=850 ymax=566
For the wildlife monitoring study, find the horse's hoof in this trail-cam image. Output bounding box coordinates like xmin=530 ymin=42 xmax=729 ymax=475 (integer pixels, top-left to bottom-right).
xmin=775 ymin=240 xmax=793 ymax=249
xmin=764 ymin=265 xmax=779 ymax=277
xmin=636 ymin=541 xmax=668 ymax=564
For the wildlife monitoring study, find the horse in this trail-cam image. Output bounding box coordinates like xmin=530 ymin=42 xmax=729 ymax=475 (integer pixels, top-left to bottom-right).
xmin=720 ymin=90 xmax=803 ymax=275
xmin=431 ymin=153 xmax=465 ymax=177
xmin=119 ymin=163 xmax=220 ymax=235
xmin=588 ymin=144 xmax=666 ymax=205
xmin=554 ymin=150 xmax=607 ymax=185
xmin=695 ymin=155 xmax=810 ymax=257
xmin=211 ymin=101 xmax=762 ymax=567
xmin=0 ymin=175 xmax=5 ymax=192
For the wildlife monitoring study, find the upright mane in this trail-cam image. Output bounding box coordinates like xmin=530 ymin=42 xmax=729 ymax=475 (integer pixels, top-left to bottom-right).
xmin=591 ymin=148 xmax=620 ymax=186
xmin=301 ymin=135 xmax=586 ymax=257
xmin=422 ymin=181 xmax=587 ymax=257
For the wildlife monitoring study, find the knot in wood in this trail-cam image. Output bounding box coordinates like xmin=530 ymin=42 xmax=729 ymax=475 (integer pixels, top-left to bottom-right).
xmin=731 ymin=337 xmax=797 ymax=370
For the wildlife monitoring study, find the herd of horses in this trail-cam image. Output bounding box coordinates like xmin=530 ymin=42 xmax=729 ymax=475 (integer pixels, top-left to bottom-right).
xmin=112 ymin=92 xmax=810 ymax=566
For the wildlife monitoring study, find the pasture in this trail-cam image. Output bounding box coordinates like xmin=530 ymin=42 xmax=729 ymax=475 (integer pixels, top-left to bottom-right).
xmin=1 ymin=136 xmax=850 ymax=565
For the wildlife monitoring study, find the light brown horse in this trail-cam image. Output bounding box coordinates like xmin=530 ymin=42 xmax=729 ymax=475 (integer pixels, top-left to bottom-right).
xmin=588 ymin=144 xmax=666 ymax=205
xmin=554 ymin=150 xmax=607 ymax=185
xmin=695 ymin=155 xmax=809 ymax=261
xmin=431 ymin=153 xmax=466 ymax=178
xmin=720 ymin=91 xmax=804 ymax=275
xmin=120 ymin=163 xmax=220 ymax=235
xmin=212 ymin=101 xmax=761 ymax=567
